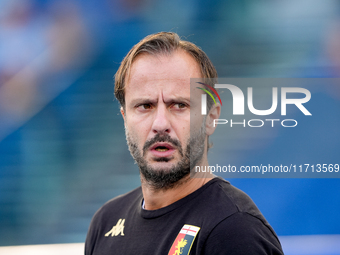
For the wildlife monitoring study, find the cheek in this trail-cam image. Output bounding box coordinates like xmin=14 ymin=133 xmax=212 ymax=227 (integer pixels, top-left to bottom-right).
xmin=126 ymin=120 xmax=150 ymax=147
xmin=176 ymin=122 xmax=191 ymax=143
xmin=127 ymin=113 xmax=152 ymax=130
xmin=189 ymin=115 xmax=205 ymax=134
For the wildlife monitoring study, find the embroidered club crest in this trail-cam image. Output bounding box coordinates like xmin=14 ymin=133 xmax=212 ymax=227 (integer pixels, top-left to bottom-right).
xmin=168 ymin=224 xmax=200 ymax=255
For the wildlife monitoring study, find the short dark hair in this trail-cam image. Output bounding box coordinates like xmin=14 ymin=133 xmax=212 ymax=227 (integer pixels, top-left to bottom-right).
xmin=114 ymin=32 xmax=218 ymax=108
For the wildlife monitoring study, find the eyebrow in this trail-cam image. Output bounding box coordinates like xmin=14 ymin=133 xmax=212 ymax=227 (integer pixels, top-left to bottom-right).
xmin=128 ymin=98 xmax=158 ymax=107
xmin=163 ymin=96 xmax=190 ymax=104
xmin=128 ymin=96 xmax=190 ymax=107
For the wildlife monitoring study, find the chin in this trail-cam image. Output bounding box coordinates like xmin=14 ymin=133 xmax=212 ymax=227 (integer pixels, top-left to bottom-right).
xmin=149 ymin=162 xmax=177 ymax=172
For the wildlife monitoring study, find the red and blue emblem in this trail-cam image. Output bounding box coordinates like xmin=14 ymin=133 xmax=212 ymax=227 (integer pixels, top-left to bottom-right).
xmin=168 ymin=224 xmax=200 ymax=255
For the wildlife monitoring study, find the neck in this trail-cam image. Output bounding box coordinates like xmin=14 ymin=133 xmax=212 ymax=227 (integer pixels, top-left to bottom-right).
xmin=141 ymin=165 xmax=214 ymax=210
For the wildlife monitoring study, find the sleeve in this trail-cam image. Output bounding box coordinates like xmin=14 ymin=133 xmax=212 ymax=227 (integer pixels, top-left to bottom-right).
xmin=201 ymin=212 xmax=284 ymax=255
xmin=84 ymin=209 xmax=101 ymax=255
xmin=84 ymin=220 xmax=96 ymax=255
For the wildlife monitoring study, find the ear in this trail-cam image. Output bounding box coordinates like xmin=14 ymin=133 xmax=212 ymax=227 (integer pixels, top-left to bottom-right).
xmin=120 ymin=107 xmax=126 ymax=122
xmin=205 ymin=103 xmax=221 ymax=136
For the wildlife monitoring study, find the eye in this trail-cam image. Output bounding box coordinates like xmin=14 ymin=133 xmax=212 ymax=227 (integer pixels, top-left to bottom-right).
xmin=137 ymin=104 xmax=152 ymax=110
xmin=173 ymin=103 xmax=187 ymax=109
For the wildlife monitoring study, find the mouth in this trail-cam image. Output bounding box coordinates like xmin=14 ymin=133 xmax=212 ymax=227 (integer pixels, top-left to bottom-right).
xmin=149 ymin=143 xmax=175 ymax=158
xmin=155 ymin=146 xmax=169 ymax=152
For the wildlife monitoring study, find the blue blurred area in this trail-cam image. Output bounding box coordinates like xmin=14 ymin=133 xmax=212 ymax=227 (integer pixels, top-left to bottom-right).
xmin=0 ymin=0 xmax=340 ymax=247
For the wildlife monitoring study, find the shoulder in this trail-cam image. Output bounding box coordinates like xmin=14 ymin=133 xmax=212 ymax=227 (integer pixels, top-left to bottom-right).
xmin=207 ymin=177 xmax=278 ymax=232
xmin=103 ymin=186 xmax=143 ymax=209
xmin=198 ymin=178 xmax=283 ymax=254
xmin=87 ymin=186 xmax=142 ymax=232
xmin=85 ymin=186 xmax=142 ymax=254
xmin=203 ymin=177 xmax=263 ymax=219
xmin=202 ymin=212 xmax=283 ymax=254
xmin=212 ymin=177 xmax=265 ymax=218
xmin=194 ymin=178 xmax=273 ymax=235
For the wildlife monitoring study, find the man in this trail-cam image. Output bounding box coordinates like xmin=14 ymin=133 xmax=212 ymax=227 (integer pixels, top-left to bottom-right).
xmin=85 ymin=32 xmax=284 ymax=254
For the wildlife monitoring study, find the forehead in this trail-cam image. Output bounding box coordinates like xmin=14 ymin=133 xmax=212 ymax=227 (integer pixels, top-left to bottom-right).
xmin=125 ymin=50 xmax=202 ymax=97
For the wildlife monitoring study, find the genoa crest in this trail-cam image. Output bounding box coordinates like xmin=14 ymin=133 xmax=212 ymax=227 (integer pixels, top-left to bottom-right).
xmin=168 ymin=224 xmax=200 ymax=255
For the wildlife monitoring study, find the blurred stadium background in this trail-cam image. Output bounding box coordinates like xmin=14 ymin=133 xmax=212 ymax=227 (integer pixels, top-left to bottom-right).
xmin=0 ymin=0 xmax=339 ymax=254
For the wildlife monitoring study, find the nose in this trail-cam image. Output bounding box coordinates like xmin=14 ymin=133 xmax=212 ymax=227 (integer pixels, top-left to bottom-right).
xmin=151 ymin=103 xmax=171 ymax=134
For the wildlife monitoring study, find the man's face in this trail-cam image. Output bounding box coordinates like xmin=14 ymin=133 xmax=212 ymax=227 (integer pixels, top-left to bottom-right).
xmin=122 ymin=50 xmax=206 ymax=189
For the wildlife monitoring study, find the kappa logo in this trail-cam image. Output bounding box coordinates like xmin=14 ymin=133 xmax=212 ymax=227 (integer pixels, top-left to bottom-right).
xmin=105 ymin=218 xmax=125 ymax=237
xmin=168 ymin=224 xmax=200 ymax=255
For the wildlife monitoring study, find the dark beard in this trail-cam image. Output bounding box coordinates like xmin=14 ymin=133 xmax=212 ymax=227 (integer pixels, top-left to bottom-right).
xmin=126 ymin=126 xmax=206 ymax=190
